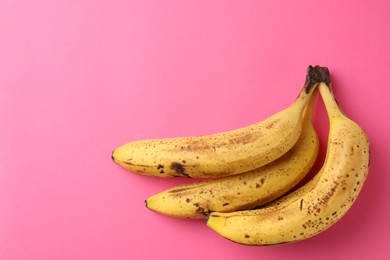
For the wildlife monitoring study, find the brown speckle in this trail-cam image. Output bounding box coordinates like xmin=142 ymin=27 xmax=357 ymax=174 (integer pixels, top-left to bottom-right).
xmin=266 ymin=119 xmax=281 ymax=129
xmin=228 ymin=133 xmax=257 ymax=145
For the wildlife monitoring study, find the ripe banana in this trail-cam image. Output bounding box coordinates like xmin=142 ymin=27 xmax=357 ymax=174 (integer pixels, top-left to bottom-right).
xmin=111 ymin=66 xmax=322 ymax=178
xmin=145 ymin=90 xmax=319 ymax=218
xmin=207 ymin=79 xmax=370 ymax=245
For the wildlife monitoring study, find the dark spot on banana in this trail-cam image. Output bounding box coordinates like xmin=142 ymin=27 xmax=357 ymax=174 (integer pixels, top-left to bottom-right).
xmin=195 ymin=204 xmax=208 ymax=215
xmin=245 ymin=234 xmax=250 ymax=238
xmin=168 ymin=187 xmax=191 ymax=193
xmin=170 ymin=162 xmax=191 ymax=178
xmin=223 ymin=203 xmax=230 ymax=206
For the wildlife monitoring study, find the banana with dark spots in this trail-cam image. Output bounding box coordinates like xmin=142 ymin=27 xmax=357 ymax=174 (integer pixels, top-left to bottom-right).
xmin=111 ymin=66 xmax=325 ymax=178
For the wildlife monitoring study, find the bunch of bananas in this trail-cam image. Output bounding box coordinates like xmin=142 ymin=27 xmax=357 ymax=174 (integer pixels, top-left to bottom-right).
xmin=112 ymin=66 xmax=370 ymax=246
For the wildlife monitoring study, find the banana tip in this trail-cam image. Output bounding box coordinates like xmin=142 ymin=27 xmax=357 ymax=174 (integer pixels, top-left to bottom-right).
xmin=111 ymin=150 xmax=116 ymax=161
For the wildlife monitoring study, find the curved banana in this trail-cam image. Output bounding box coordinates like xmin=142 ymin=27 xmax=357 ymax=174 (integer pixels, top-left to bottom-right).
xmin=207 ymin=79 xmax=370 ymax=246
xmin=145 ymin=90 xmax=319 ymax=218
xmin=111 ymin=66 xmax=323 ymax=178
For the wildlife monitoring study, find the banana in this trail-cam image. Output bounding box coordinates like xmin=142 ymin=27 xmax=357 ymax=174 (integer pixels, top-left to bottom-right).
xmin=207 ymin=78 xmax=370 ymax=246
xmin=111 ymin=66 xmax=323 ymax=178
xmin=145 ymin=89 xmax=319 ymax=218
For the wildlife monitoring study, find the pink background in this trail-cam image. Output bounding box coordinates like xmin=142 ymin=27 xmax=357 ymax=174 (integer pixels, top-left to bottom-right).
xmin=1 ymin=0 xmax=389 ymax=259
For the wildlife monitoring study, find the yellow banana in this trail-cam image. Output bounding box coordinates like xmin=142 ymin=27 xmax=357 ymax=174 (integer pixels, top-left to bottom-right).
xmin=145 ymin=90 xmax=319 ymax=218
xmin=207 ymin=79 xmax=370 ymax=246
xmin=111 ymin=66 xmax=323 ymax=178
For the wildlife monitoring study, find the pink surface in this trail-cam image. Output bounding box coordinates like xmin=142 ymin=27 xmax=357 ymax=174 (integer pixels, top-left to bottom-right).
xmin=1 ymin=0 xmax=389 ymax=259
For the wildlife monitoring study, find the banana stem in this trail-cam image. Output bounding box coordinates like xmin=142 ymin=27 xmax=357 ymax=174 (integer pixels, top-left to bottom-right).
xmin=305 ymin=65 xmax=331 ymax=94
xmin=318 ymin=82 xmax=344 ymax=119
xmin=293 ymin=65 xmax=329 ymax=114
xmin=302 ymin=88 xmax=318 ymax=121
